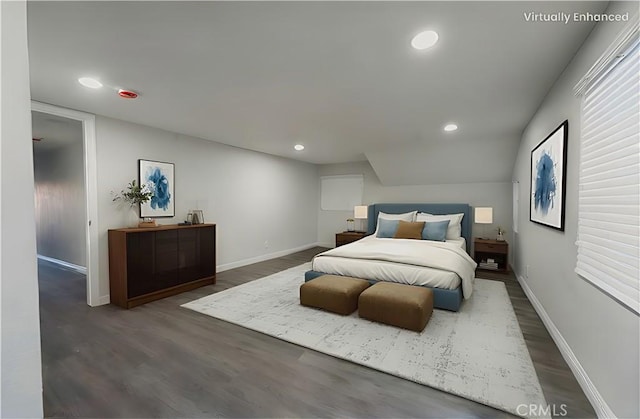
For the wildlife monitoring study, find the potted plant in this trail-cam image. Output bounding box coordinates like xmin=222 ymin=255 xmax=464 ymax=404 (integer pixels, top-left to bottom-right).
xmin=496 ymin=226 xmax=506 ymax=241
xmin=112 ymin=180 xmax=156 ymax=227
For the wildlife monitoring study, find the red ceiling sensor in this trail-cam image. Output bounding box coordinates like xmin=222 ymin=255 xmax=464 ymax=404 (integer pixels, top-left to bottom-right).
xmin=118 ymin=89 xmax=138 ymax=99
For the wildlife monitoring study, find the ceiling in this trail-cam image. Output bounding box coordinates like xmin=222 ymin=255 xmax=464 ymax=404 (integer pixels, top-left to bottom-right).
xmin=27 ymin=1 xmax=607 ymax=182
xmin=31 ymin=111 xmax=82 ymax=153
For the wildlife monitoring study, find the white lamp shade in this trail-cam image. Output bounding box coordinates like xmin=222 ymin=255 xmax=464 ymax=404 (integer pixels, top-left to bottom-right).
xmin=474 ymin=207 xmax=493 ymax=224
xmin=354 ymin=205 xmax=368 ymax=219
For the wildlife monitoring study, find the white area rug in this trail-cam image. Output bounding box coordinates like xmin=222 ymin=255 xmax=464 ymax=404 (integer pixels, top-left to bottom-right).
xmin=183 ymin=263 xmax=547 ymax=418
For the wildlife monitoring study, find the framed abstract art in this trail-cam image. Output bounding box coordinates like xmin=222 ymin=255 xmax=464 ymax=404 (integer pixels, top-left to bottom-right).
xmin=139 ymin=159 xmax=175 ymax=218
xmin=530 ymin=120 xmax=568 ymax=231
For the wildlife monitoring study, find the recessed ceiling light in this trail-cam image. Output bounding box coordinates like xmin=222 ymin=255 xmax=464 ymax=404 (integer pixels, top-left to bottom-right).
xmin=294 ymin=144 xmax=305 ymax=151
xmin=78 ymin=77 xmax=103 ymax=89
xmin=411 ymin=30 xmax=439 ymax=50
xmin=444 ymin=124 xmax=458 ymax=132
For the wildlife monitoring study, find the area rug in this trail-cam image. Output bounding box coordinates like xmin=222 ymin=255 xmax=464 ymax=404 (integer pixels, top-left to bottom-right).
xmin=182 ymin=263 xmax=547 ymax=418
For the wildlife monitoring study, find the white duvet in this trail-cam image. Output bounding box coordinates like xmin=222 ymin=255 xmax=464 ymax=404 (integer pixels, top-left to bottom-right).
xmin=312 ymin=235 xmax=478 ymax=299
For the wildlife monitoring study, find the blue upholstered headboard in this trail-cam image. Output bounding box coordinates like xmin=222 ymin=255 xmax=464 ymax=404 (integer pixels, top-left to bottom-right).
xmin=366 ymin=203 xmax=472 ymax=253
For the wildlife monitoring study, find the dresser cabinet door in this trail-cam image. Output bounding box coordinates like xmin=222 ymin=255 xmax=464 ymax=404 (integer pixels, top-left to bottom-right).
xmin=178 ymin=227 xmax=200 ymax=284
xmin=126 ymin=230 xmax=180 ymax=298
xmin=154 ymin=230 xmax=179 ymax=288
xmin=126 ymin=231 xmax=155 ymax=298
xmin=198 ymin=226 xmax=216 ymax=279
xmin=177 ymin=226 xmax=216 ymax=284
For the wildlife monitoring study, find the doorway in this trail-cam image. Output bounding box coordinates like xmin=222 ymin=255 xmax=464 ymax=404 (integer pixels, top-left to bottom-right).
xmin=33 ymin=111 xmax=85 ymax=273
xmin=31 ymin=101 xmax=101 ymax=306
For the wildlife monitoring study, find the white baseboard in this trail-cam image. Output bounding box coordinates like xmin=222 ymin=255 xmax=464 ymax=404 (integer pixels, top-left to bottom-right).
xmin=37 ymin=255 xmax=111 ymax=306
xmin=516 ymin=274 xmax=615 ymax=419
xmin=93 ymin=295 xmax=110 ymax=306
xmin=217 ymin=242 xmax=323 ymax=273
xmin=37 ymin=255 xmax=87 ymax=274
xmin=317 ymin=241 xmax=334 ymax=249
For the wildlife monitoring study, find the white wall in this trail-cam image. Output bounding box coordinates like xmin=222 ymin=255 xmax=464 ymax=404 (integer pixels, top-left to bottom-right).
xmin=34 ymin=140 xmax=87 ymax=267
xmin=512 ymin=2 xmax=639 ymax=417
xmin=317 ymin=161 xmax=512 ymax=250
xmin=0 ymin=1 xmax=44 ymax=417
xmin=95 ymin=116 xmax=319 ymax=299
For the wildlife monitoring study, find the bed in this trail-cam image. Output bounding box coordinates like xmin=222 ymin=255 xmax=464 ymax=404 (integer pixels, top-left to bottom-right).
xmin=305 ymin=203 xmax=477 ymax=311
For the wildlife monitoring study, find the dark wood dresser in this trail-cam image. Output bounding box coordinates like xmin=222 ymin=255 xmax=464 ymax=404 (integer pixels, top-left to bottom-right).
xmin=108 ymin=224 xmax=216 ymax=308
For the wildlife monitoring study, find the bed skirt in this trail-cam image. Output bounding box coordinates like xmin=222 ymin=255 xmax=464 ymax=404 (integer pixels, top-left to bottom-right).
xmin=304 ymin=270 xmax=463 ymax=312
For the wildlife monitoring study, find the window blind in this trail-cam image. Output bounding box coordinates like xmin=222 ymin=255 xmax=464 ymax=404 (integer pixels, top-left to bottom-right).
xmin=575 ymin=36 xmax=639 ymax=315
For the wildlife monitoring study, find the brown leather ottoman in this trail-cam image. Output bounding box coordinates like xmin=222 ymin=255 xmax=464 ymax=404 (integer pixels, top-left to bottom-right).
xmin=358 ymin=282 xmax=433 ymax=332
xmin=300 ymin=275 xmax=370 ymax=315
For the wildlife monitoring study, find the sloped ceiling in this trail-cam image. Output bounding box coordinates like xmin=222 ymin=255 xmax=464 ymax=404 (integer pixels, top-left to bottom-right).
xmin=27 ymin=1 xmax=607 ymax=185
xmin=366 ymin=136 xmax=520 ymax=185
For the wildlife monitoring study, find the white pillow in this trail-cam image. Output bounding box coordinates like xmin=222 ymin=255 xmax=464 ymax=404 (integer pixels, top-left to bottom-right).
xmin=375 ymin=211 xmax=417 ymax=233
xmin=416 ymin=212 xmax=464 ymax=239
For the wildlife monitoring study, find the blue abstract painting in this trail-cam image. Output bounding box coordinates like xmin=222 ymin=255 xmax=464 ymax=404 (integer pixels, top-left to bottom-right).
xmin=530 ymin=121 xmax=567 ymax=231
xmin=533 ymin=151 xmax=556 ymax=215
xmin=139 ymin=159 xmax=175 ymax=217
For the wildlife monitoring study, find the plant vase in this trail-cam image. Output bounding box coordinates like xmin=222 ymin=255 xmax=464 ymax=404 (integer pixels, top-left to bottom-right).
xmin=126 ymin=207 xmax=140 ymax=228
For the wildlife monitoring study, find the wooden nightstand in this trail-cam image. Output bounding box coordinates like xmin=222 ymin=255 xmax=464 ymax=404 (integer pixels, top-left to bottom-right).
xmin=336 ymin=231 xmax=366 ymax=247
xmin=474 ymin=238 xmax=509 ymax=272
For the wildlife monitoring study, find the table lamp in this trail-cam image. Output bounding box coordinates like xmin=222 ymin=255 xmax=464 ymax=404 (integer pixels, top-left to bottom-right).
xmin=474 ymin=207 xmax=493 ymax=239
xmin=354 ymin=205 xmax=368 ymax=233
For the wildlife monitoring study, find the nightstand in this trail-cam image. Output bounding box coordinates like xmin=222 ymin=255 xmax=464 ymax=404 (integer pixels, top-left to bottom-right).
xmin=336 ymin=231 xmax=366 ymax=247
xmin=474 ymin=238 xmax=509 ymax=272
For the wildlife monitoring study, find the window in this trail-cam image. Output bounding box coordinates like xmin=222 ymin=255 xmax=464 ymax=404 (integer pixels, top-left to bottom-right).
xmin=574 ymin=19 xmax=639 ymax=314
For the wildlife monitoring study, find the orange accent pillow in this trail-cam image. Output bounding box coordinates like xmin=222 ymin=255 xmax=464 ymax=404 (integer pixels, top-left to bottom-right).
xmin=394 ymin=221 xmax=425 ymax=240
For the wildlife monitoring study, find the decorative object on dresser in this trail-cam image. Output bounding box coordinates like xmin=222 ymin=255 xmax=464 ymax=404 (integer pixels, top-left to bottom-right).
xmin=474 ymin=207 xmax=493 ymax=239
xmin=191 ymin=209 xmax=204 ymax=224
xmin=108 ymin=224 xmax=216 ymax=308
xmin=335 ymin=231 xmax=366 ymax=247
xmin=112 ymin=179 xmax=156 ymax=228
xmin=530 ymin=120 xmax=568 ymax=231
xmin=354 ymin=205 xmax=368 ymax=232
xmin=474 ymin=238 xmax=508 ymax=272
xmin=139 ymin=159 xmax=175 ymax=218
xmin=137 ymin=219 xmax=157 ymax=228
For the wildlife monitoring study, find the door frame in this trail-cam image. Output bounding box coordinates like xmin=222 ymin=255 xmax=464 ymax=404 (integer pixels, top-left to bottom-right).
xmin=31 ymin=101 xmax=102 ymax=306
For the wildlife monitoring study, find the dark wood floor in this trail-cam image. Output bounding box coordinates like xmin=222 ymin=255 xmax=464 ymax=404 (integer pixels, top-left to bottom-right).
xmin=38 ymin=248 xmax=595 ymax=418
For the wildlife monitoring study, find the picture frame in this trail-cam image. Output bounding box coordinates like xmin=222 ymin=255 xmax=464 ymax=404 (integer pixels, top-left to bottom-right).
xmin=530 ymin=120 xmax=568 ymax=231
xmin=139 ymin=159 xmax=175 ymax=218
